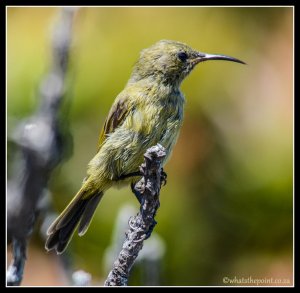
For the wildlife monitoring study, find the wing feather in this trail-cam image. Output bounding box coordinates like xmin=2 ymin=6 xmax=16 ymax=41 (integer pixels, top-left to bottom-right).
xmin=97 ymin=96 xmax=130 ymax=152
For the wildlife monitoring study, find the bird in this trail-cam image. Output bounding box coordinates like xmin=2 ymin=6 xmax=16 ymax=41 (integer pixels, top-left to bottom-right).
xmin=45 ymin=40 xmax=245 ymax=254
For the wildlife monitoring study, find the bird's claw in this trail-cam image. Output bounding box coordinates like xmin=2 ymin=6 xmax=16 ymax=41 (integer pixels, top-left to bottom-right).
xmin=161 ymin=169 xmax=167 ymax=186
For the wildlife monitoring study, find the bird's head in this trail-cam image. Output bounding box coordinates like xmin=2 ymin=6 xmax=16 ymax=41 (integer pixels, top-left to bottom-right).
xmin=130 ymin=40 xmax=245 ymax=86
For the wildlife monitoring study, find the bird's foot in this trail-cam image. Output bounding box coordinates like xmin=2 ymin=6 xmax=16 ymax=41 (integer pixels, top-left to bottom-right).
xmin=161 ymin=168 xmax=167 ymax=186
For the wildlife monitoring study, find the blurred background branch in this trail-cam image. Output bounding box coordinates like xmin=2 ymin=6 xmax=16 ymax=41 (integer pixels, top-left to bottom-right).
xmin=105 ymin=144 xmax=166 ymax=286
xmin=7 ymin=7 xmax=78 ymax=286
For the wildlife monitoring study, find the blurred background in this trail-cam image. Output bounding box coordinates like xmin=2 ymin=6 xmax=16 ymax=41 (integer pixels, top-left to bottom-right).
xmin=7 ymin=7 xmax=293 ymax=286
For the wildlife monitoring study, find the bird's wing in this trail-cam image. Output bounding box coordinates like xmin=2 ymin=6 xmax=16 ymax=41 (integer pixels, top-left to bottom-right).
xmin=97 ymin=96 xmax=130 ymax=152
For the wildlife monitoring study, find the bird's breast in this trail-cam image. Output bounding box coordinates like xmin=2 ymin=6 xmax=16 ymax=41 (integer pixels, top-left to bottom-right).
xmin=142 ymin=91 xmax=184 ymax=161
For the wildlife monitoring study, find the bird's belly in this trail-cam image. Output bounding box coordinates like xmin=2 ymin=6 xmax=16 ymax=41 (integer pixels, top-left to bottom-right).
xmin=89 ymin=126 xmax=179 ymax=182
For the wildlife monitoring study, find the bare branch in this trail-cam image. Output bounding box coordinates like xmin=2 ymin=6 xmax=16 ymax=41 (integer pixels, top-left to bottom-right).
xmin=104 ymin=144 xmax=166 ymax=286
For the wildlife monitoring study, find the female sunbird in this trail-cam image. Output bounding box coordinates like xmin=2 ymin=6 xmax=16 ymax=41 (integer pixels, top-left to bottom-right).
xmin=45 ymin=40 xmax=245 ymax=254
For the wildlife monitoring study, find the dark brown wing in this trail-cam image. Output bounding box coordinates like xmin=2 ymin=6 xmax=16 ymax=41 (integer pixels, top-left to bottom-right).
xmin=97 ymin=96 xmax=130 ymax=152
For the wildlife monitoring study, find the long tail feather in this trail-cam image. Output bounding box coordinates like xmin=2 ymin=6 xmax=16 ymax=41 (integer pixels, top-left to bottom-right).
xmin=45 ymin=189 xmax=103 ymax=254
xmin=78 ymin=194 xmax=102 ymax=236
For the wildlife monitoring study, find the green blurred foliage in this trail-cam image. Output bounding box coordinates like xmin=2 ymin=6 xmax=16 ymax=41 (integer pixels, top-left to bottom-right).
xmin=7 ymin=7 xmax=293 ymax=286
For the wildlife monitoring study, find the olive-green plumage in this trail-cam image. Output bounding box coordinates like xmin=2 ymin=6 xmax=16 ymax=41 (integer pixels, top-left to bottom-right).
xmin=45 ymin=40 xmax=244 ymax=254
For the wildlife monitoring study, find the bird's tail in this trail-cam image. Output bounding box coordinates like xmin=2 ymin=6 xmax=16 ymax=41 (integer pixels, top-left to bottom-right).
xmin=45 ymin=187 xmax=103 ymax=254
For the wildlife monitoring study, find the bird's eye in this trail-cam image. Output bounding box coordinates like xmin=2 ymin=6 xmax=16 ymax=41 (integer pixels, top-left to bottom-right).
xmin=177 ymin=52 xmax=188 ymax=62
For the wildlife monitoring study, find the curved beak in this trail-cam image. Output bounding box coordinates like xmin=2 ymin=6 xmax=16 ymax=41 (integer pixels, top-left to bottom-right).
xmin=195 ymin=52 xmax=246 ymax=65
